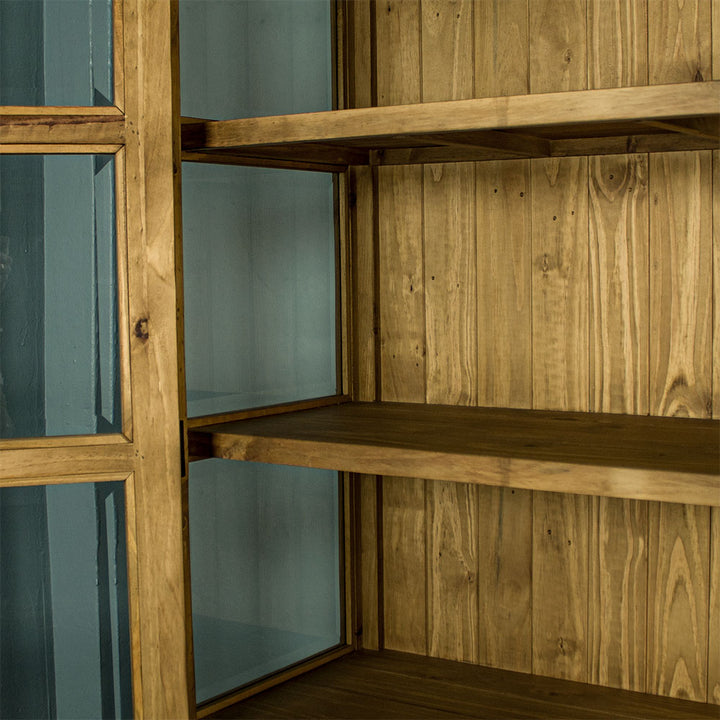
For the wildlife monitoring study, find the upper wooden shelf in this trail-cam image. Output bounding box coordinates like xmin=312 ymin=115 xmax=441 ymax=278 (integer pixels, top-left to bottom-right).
xmin=188 ymin=401 xmax=720 ymax=506
xmin=181 ymin=82 xmax=720 ymax=171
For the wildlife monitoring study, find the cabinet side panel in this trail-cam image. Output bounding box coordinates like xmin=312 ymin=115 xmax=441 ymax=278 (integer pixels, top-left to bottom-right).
xmin=647 ymin=503 xmax=710 ymax=701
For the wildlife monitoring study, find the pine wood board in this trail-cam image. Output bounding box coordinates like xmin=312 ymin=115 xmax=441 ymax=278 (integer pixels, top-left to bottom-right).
xmin=180 ymin=82 xmax=720 ymax=161
xmin=188 ymin=402 xmax=720 ymax=506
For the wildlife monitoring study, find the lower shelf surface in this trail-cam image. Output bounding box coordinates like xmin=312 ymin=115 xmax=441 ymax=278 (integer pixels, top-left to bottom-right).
xmin=208 ymin=649 xmax=719 ymax=719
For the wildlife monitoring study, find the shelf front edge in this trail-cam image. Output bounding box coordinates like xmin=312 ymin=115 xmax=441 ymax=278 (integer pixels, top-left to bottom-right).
xmin=189 ymin=430 xmax=720 ymax=507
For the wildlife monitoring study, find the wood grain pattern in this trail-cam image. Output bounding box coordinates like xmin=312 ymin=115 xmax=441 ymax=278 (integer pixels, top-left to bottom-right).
xmin=713 ymin=150 xmax=720 ymax=420
xmin=648 ymin=0 xmax=712 ymax=84
xmin=589 ymin=0 xmax=648 ymax=88
xmin=421 ymin=0 xmax=478 ymax=660
xmin=426 ymin=481 xmax=478 ymax=662
xmin=477 ymin=486 xmax=532 ymax=672
xmin=529 ymin=0 xmax=587 ymax=93
xmin=209 ymin=649 xmax=720 ymax=720
xmin=649 ymin=151 xmax=713 ymax=418
xmin=122 ymin=0 xmax=190 ymax=714
xmin=376 ymin=0 xmax=427 ymax=657
xmin=709 ymin=508 xmax=720 ymax=703
xmin=476 ymin=160 xmax=532 ymax=410
xmin=647 ymin=503 xmax=710 ymax=701
xmin=532 ymin=492 xmax=589 ymax=681
xmin=589 ymin=154 xmax=649 ymax=415
xmin=589 ymin=498 xmax=648 ymax=691
xmin=474 ymin=0 xmax=529 ymax=97
xmin=531 ymin=157 xmax=589 ymax=412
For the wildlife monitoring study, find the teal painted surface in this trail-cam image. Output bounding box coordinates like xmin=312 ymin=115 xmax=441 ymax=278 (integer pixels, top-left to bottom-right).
xmin=189 ymin=459 xmax=341 ymax=704
xmin=182 ymin=163 xmax=336 ymax=417
xmin=0 ymin=155 xmax=121 ymax=438
xmin=0 ymin=0 xmax=113 ymax=106
xmin=179 ymin=0 xmax=332 ymax=120
xmin=0 ymin=482 xmax=132 ymax=719
xmin=180 ymin=2 xmax=340 ymax=704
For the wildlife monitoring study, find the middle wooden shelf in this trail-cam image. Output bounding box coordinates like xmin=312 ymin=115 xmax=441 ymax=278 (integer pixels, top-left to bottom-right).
xmin=181 ymin=81 xmax=719 ymax=171
xmin=188 ymin=401 xmax=719 ymax=506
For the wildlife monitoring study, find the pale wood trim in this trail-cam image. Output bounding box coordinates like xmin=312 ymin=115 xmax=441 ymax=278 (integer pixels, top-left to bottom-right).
xmin=0 ymin=116 xmax=125 ymax=144
xmin=337 ymin=173 xmax=351 ymax=396
xmin=189 ymin=402 xmax=720 ymax=507
xmin=183 ymin=82 xmax=718 ymax=151
xmin=0 ymin=106 xmax=123 ymax=116
xmin=186 ymin=394 xmax=351 ymax=430
xmin=0 ymin=471 xmax=131 ymax=488
xmin=124 ymin=472 xmax=143 ymax=720
xmin=113 ymin=0 xmax=126 ymax=114
xmin=0 ymin=443 xmax=135 ymax=481
xmin=343 ymin=472 xmax=356 ymax=647
xmin=195 ymin=645 xmax=355 ymax=719
xmin=115 ymin=147 xmax=133 ymax=440
xmin=122 ymin=0 xmax=190 ymax=715
xmin=0 ymin=143 xmax=123 ymax=154
xmin=0 ymin=433 xmax=130 ymax=450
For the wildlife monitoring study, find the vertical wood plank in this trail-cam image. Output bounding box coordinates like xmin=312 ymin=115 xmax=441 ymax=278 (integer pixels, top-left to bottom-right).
xmin=649 ymin=151 xmax=713 ymax=419
xmin=532 ymin=492 xmax=589 ymax=682
xmin=421 ymin=0 xmax=478 ymax=664
xmin=376 ymin=0 xmax=426 ymax=656
xmin=530 ymin=0 xmax=589 ymax=687
xmin=476 ymin=161 xmax=532 ymax=410
xmin=589 ymin=154 xmax=649 ymax=416
xmin=709 ymin=508 xmax=720 ymax=703
xmin=648 ymin=0 xmax=712 ymax=84
xmin=647 ymin=503 xmax=710 ymax=701
xmin=586 ymin=3 xmax=650 ymax=694
xmin=588 ymin=498 xmax=648 ymax=691
xmin=477 ymin=487 xmax=533 ymax=673
xmin=588 ymin=0 xmax=648 ymax=88
xmin=474 ymin=0 xmax=529 ymax=97
xmin=123 ymin=0 xmax=191 ymax=715
xmin=474 ymin=0 xmax=534 ymax=676
xmin=529 ymin=0 xmax=587 ymax=93
xmin=531 ymin=157 xmax=589 ymax=412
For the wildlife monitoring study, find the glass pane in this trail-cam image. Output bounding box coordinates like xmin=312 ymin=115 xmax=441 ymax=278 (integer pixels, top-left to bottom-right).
xmin=0 ymin=481 xmax=132 ymax=719
xmin=182 ymin=163 xmax=336 ymax=417
xmin=0 ymin=0 xmax=113 ymax=106
xmin=0 ymin=154 xmax=121 ymax=438
xmin=190 ymin=459 xmax=341 ymax=704
xmin=179 ymin=0 xmax=332 ymax=120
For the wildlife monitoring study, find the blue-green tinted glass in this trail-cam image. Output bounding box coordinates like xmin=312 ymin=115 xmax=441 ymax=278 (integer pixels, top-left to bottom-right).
xmin=0 ymin=155 xmax=121 ymax=438
xmin=190 ymin=459 xmax=341 ymax=704
xmin=0 ymin=0 xmax=113 ymax=106
xmin=182 ymin=163 xmax=336 ymax=417
xmin=0 ymin=481 xmax=132 ymax=719
xmin=179 ymin=0 xmax=332 ymax=120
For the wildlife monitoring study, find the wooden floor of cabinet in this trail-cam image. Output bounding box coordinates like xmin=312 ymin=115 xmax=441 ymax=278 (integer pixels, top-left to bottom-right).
xmin=207 ymin=650 xmax=719 ymax=719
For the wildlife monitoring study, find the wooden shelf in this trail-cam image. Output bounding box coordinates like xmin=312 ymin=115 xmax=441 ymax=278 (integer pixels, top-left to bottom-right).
xmin=206 ymin=649 xmax=720 ymax=719
xmin=181 ymin=82 xmax=720 ymax=171
xmin=188 ymin=402 xmax=719 ymax=506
